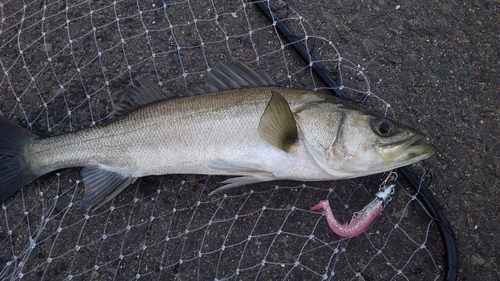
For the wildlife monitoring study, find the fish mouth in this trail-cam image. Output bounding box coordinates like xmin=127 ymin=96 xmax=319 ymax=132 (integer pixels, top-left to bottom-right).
xmin=379 ymin=133 xmax=436 ymax=164
xmin=392 ymin=134 xmax=436 ymax=163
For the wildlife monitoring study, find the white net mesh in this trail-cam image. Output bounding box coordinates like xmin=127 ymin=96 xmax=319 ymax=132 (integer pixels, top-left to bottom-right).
xmin=1 ymin=0 xmax=443 ymax=280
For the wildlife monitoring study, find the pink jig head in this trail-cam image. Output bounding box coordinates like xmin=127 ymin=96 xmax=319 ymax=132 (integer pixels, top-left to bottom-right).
xmin=310 ymin=184 xmax=395 ymax=238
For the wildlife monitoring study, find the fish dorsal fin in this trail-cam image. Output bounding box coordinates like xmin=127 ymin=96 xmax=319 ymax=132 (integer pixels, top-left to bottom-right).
xmin=258 ymin=90 xmax=298 ymax=152
xmin=107 ymin=76 xmax=174 ymax=122
xmin=193 ymin=57 xmax=276 ymax=94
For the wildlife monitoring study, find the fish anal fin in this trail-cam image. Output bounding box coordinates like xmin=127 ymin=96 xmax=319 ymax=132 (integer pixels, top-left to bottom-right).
xmin=80 ymin=166 xmax=137 ymax=210
xmin=258 ymin=90 xmax=298 ymax=152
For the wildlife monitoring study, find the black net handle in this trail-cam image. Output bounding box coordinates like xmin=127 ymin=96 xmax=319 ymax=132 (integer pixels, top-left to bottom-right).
xmin=253 ymin=1 xmax=458 ymax=280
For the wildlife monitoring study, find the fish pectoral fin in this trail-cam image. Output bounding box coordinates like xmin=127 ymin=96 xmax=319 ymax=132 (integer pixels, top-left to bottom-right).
xmin=209 ymin=175 xmax=275 ymax=195
xmin=204 ymin=159 xmax=273 ymax=175
xmin=80 ymin=167 xmax=137 ymax=210
xmin=107 ymin=76 xmax=175 ymax=122
xmin=258 ymin=90 xmax=298 ymax=152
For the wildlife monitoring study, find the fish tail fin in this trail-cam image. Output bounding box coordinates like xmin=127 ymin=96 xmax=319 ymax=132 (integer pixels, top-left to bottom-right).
xmin=0 ymin=116 xmax=40 ymax=203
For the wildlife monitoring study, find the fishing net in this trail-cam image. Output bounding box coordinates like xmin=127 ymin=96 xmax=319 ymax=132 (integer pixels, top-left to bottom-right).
xmin=0 ymin=0 xmax=455 ymax=280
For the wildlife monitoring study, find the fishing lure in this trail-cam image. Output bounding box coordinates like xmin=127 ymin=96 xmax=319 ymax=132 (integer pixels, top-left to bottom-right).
xmin=311 ymin=183 xmax=395 ymax=238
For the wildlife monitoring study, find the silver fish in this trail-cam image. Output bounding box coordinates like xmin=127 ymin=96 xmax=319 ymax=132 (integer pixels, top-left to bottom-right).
xmin=0 ymin=58 xmax=435 ymax=209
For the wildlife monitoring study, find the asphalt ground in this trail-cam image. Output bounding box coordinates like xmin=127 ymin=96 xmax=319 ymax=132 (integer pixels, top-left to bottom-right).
xmin=0 ymin=0 xmax=498 ymax=280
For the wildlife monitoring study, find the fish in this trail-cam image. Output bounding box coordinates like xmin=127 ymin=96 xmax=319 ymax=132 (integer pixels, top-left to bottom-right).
xmin=0 ymin=58 xmax=436 ymax=209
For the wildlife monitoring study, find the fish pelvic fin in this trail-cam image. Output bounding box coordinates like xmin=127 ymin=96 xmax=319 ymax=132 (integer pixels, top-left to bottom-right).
xmin=80 ymin=166 xmax=137 ymax=210
xmin=258 ymin=90 xmax=298 ymax=152
xmin=209 ymin=175 xmax=275 ymax=195
xmin=204 ymin=159 xmax=274 ymax=175
xmin=204 ymin=159 xmax=275 ymax=195
xmin=0 ymin=116 xmax=40 ymax=203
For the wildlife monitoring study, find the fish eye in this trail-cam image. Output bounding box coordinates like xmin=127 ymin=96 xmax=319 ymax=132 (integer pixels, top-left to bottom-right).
xmin=373 ymin=118 xmax=395 ymax=136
